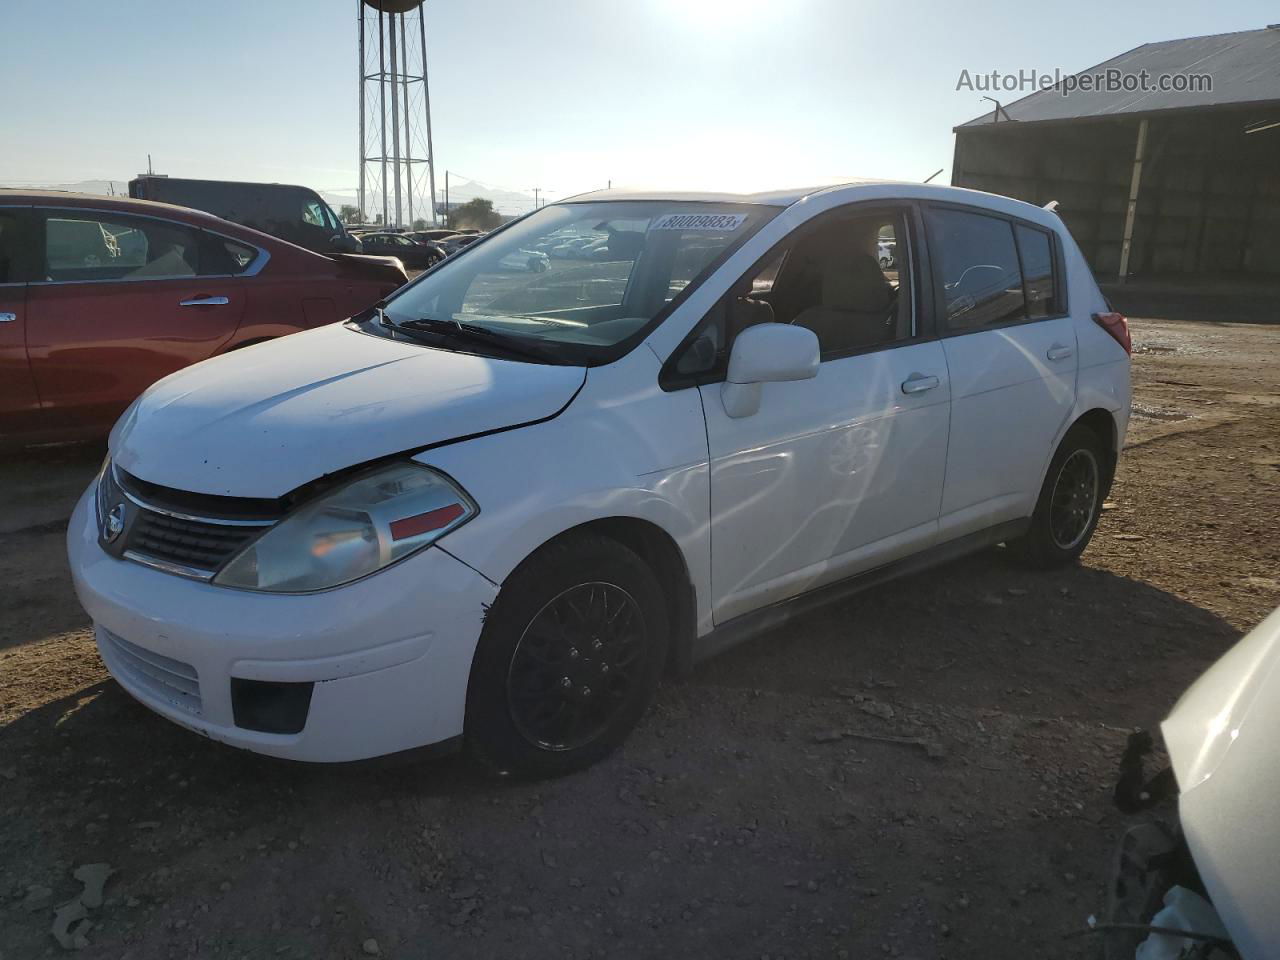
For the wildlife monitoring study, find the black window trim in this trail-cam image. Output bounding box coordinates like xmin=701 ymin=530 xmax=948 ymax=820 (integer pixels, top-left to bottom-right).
xmin=659 ymin=199 xmax=940 ymax=392
xmin=25 ymin=205 xmax=271 ymax=287
xmin=920 ymin=200 xmax=1069 ymax=340
xmin=0 ymin=204 xmax=37 ymax=287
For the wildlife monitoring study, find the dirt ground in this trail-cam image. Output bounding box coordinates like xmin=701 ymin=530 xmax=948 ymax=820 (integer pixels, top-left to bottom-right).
xmin=2 ymin=315 xmax=1278 ymax=960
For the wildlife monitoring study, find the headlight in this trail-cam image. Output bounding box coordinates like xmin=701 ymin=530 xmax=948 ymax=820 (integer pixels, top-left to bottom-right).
xmin=214 ymin=463 xmax=476 ymax=593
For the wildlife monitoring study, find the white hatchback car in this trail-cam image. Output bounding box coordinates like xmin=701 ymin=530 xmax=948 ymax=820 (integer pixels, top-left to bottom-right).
xmin=69 ymin=182 xmax=1132 ymax=776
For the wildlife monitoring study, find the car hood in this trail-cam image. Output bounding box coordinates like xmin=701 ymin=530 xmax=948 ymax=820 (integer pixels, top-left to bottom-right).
xmin=1161 ymin=605 xmax=1280 ymax=960
xmin=111 ymin=323 xmax=586 ymax=498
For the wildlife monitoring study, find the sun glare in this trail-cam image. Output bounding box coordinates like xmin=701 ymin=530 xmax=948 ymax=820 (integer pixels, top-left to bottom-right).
xmin=658 ymin=0 xmax=776 ymax=28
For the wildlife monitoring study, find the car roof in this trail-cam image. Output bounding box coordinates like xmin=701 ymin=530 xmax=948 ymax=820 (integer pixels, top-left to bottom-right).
xmin=559 ymin=180 xmax=1066 ymax=230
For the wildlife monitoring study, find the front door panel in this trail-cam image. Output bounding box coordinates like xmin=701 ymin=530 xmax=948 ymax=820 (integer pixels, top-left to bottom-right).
xmin=25 ymin=208 xmax=246 ymax=435
xmin=26 ymin=277 xmax=245 ymax=434
xmin=701 ymin=339 xmax=950 ymax=624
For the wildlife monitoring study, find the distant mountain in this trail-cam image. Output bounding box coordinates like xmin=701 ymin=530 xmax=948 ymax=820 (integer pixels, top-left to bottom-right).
xmin=3 ymin=179 xmax=129 ymax=196
xmin=322 ymin=177 xmax=537 ymax=219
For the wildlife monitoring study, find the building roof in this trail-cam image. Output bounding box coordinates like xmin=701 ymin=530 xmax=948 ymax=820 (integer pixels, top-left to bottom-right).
xmin=957 ymin=26 xmax=1280 ymax=129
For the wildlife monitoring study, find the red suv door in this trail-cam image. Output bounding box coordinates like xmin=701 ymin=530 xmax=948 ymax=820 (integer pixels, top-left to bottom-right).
xmin=25 ymin=207 xmax=249 ymax=436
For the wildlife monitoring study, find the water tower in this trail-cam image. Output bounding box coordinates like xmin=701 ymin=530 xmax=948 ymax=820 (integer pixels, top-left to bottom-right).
xmin=358 ymin=0 xmax=437 ymax=228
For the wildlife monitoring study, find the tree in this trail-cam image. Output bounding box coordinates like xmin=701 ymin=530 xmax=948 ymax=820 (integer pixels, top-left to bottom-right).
xmin=448 ymin=197 xmax=502 ymax=231
xmin=412 ymin=218 xmax=428 ymax=231
xmin=338 ymin=204 xmax=362 ymax=225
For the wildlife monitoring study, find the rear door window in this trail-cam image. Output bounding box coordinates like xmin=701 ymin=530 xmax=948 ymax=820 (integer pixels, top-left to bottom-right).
xmin=41 ymin=212 xmax=200 ymax=283
xmin=925 ymin=207 xmax=1026 ymax=331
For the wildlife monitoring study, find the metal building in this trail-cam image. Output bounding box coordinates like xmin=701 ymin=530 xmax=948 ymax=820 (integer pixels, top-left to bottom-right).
xmin=952 ymin=27 xmax=1280 ymax=284
xmin=358 ymin=0 xmax=438 ymax=228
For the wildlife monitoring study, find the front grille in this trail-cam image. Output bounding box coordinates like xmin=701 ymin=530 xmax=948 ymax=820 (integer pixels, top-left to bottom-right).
xmin=126 ymin=509 xmax=265 ymax=576
xmin=100 ymin=628 xmax=202 ymax=715
xmin=100 ymin=466 xmax=280 ymax=579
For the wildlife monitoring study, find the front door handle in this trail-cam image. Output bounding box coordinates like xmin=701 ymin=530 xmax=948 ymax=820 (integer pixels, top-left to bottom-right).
xmin=901 ymin=373 xmax=940 ymax=395
xmin=0 ymin=312 xmax=15 ymax=323
xmin=1046 ymin=343 xmax=1074 ymax=362
xmin=179 ymin=296 xmax=230 ymax=307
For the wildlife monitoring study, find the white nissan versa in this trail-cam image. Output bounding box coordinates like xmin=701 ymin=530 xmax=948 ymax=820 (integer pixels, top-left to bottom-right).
xmin=69 ymin=182 xmax=1132 ymax=776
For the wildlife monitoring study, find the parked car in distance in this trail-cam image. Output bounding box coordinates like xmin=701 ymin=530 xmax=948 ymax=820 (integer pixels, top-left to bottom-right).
xmin=409 ymin=229 xmax=461 ymax=244
xmin=549 ymin=236 xmax=595 ymax=258
xmin=0 ymin=190 xmax=406 ymax=445
xmin=69 ymin=182 xmax=1131 ymax=778
xmin=442 ymin=233 xmax=484 ymax=256
xmin=128 ymin=177 xmax=361 ymax=257
xmin=498 ymin=249 xmax=550 ymax=272
xmin=355 ymin=232 xmax=446 ymax=270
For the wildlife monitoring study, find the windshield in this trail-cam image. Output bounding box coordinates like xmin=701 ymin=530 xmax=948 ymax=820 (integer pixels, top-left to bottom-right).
xmin=370 ymin=201 xmax=777 ymax=364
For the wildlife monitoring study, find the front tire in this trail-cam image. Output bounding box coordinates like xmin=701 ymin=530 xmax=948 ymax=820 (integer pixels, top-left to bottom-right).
xmin=1009 ymin=423 xmax=1108 ymax=568
xmin=464 ymin=534 xmax=668 ymax=778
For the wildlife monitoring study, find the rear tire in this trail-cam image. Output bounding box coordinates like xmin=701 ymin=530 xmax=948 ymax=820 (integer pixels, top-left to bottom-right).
xmin=464 ymin=534 xmax=667 ymax=778
xmin=1009 ymin=423 xmax=1108 ymax=568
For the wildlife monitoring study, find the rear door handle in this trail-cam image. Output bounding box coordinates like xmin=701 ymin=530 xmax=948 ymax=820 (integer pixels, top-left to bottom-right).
xmin=0 ymin=312 xmax=15 ymax=323
xmin=179 ymin=296 xmax=230 ymax=307
xmin=901 ymin=373 xmax=940 ymax=395
xmin=1046 ymin=344 xmax=1074 ymax=362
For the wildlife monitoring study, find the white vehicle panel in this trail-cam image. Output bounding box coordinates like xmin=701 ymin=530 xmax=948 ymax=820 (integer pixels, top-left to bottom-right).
xmin=421 ymin=344 xmax=717 ymax=633
xmin=111 ymin=323 xmax=585 ymax=498
xmin=938 ymin=317 xmax=1078 ymax=537
xmin=68 ymin=488 xmax=496 ymax=761
xmin=700 ymin=341 xmax=950 ymax=623
xmin=1162 ymin=606 xmax=1280 ymax=960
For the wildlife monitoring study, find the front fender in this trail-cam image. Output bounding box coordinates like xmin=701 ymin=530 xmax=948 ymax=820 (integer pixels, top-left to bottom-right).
xmin=418 ymin=349 xmax=715 ymax=635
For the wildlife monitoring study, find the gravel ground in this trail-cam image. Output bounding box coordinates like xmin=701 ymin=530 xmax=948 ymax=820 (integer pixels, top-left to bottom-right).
xmin=1 ymin=315 xmax=1278 ymax=959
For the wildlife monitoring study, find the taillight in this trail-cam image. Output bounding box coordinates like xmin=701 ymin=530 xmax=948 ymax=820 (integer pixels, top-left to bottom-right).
xmin=1093 ymin=311 xmax=1131 ymax=356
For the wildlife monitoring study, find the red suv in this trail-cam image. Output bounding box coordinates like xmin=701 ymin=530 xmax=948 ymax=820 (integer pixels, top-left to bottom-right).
xmin=0 ymin=191 xmax=406 ymax=445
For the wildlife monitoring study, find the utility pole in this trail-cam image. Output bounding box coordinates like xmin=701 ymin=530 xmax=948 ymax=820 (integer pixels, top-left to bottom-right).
xmin=533 ymin=187 xmax=540 ymax=209
xmin=377 ymin=8 xmax=389 ymax=227
xmin=388 ymin=11 xmax=402 ymax=228
xmin=357 ymin=0 xmax=365 ymax=221
xmin=444 ymin=170 xmax=449 ymax=226
xmin=400 ymin=12 xmax=412 ymax=227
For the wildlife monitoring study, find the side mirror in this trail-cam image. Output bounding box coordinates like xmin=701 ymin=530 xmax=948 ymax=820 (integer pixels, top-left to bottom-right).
xmin=331 ymin=234 xmax=363 ymax=254
xmin=721 ymin=323 xmax=819 ymax=418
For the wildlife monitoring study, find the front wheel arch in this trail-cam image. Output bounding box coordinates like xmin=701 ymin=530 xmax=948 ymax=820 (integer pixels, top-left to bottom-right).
xmin=496 ymin=517 xmax=697 ymax=678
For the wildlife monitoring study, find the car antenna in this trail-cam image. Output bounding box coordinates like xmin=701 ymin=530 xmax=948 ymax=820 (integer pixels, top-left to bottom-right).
xmin=923 ymin=168 xmax=944 ymax=184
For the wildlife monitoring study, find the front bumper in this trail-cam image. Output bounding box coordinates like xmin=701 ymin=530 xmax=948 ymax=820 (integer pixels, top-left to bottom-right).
xmin=68 ymin=487 xmax=497 ymax=762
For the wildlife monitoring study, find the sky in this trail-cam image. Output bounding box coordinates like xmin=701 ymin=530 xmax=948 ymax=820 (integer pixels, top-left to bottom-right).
xmin=2 ymin=0 xmax=1275 ymax=215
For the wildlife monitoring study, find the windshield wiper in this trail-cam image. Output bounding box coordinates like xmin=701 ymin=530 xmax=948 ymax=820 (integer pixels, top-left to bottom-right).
xmin=384 ymin=314 xmax=560 ymax=363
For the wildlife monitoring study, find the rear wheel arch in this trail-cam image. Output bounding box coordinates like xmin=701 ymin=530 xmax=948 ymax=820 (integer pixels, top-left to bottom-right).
xmin=1072 ymin=407 xmax=1119 ymax=495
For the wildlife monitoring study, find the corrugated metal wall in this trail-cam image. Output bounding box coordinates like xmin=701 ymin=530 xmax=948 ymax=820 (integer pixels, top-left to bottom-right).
xmin=952 ymin=107 xmax=1280 ymax=279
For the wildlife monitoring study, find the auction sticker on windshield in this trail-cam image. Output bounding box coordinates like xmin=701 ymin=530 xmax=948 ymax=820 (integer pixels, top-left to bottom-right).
xmin=650 ymin=213 xmax=747 ymax=232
